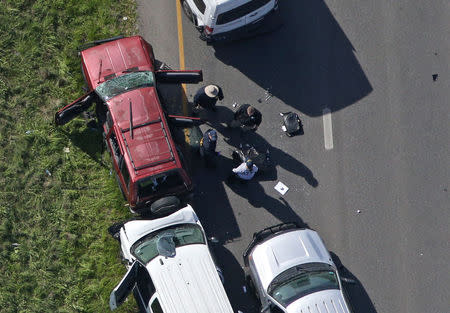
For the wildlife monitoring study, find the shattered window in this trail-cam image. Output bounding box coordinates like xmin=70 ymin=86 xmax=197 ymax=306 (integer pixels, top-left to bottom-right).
xmin=95 ymin=71 xmax=155 ymax=100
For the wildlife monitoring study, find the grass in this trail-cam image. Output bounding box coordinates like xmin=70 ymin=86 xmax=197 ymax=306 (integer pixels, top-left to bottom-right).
xmin=0 ymin=1 xmax=140 ymax=312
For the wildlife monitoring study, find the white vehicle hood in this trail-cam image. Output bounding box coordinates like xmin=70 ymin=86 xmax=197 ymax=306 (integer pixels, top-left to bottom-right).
xmin=121 ymin=205 xmax=198 ymax=247
xmin=251 ymin=229 xmax=333 ymax=290
xmin=286 ymin=289 xmax=351 ymax=313
xmin=147 ymin=244 xmax=234 ymax=313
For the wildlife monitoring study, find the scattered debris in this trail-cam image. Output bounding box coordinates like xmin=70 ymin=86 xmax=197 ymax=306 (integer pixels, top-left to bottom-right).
xmin=242 ymin=285 xmax=247 ymax=293
xmin=258 ymin=88 xmax=273 ymax=103
xmin=274 ymin=181 xmax=289 ymax=195
xmin=356 ymin=210 xmax=361 ymax=213
xmin=419 ymin=252 xmax=424 ymax=256
xmin=109 ymin=169 xmax=112 ymax=176
xmin=12 ymin=243 xmax=20 ymax=248
xmin=63 ymin=147 xmax=70 ymax=153
xmin=232 ymin=102 xmax=238 ymax=108
xmin=122 ymin=16 xmax=128 ymax=21
xmin=45 ymin=169 xmax=52 ymax=176
xmin=25 ymin=130 xmax=34 ymax=134
xmin=432 ymin=74 xmax=438 ymax=81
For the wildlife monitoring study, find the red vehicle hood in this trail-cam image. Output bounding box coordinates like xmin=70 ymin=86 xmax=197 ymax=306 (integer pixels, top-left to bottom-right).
xmin=81 ymin=36 xmax=153 ymax=89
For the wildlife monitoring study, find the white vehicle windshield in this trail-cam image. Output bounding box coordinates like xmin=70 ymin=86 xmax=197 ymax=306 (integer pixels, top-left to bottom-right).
xmin=95 ymin=71 xmax=155 ymax=100
xmin=268 ymin=265 xmax=339 ymax=307
xmin=131 ymin=224 xmax=205 ymax=264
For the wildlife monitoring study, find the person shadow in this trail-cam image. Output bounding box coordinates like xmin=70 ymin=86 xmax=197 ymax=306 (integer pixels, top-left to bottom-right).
xmin=198 ymin=105 xmax=319 ymax=188
xmin=330 ymin=252 xmax=378 ymax=313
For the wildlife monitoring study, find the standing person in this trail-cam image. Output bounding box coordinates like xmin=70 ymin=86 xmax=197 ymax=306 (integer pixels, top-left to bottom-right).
xmin=227 ymin=158 xmax=258 ymax=183
xmin=199 ymin=129 xmax=218 ymax=167
xmin=228 ymin=104 xmax=262 ymax=131
xmin=193 ymin=84 xmax=224 ymax=112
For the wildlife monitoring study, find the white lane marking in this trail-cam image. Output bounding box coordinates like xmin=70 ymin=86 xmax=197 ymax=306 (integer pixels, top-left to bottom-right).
xmin=323 ymin=108 xmax=334 ymax=150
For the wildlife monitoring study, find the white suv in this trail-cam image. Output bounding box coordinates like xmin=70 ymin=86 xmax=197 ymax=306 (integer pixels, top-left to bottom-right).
xmin=243 ymin=223 xmax=354 ymax=313
xmin=181 ymin=0 xmax=279 ymax=43
xmin=109 ymin=205 xmax=234 ymax=313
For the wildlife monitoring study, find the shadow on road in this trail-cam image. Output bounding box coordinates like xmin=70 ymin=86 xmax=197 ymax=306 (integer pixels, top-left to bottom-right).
xmin=200 ymin=105 xmax=319 ymax=187
xmin=331 ymin=252 xmax=378 ymax=313
xmin=212 ymin=0 xmax=372 ymax=117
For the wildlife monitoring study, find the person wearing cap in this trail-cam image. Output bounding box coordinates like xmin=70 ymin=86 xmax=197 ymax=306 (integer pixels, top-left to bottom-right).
xmin=193 ymin=84 xmax=224 ymax=112
xmin=200 ymin=129 xmax=218 ymax=167
xmin=229 ymin=158 xmax=258 ymax=182
xmin=228 ymin=104 xmax=262 ymax=131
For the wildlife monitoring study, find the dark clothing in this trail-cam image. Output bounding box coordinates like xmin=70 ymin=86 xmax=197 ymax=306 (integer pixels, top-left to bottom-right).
xmin=193 ymin=85 xmax=224 ymax=110
xmin=201 ymin=129 xmax=217 ymax=153
xmin=234 ymin=104 xmax=262 ymax=128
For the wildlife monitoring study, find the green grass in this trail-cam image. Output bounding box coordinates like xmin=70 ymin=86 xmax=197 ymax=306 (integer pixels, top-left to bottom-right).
xmin=0 ymin=1 xmax=140 ymax=312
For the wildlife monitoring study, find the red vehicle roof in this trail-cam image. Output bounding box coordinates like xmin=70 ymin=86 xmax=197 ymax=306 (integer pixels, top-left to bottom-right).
xmin=107 ymin=88 xmax=181 ymax=180
xmin=81 ymin=36 xmax=182 ymax=182
xmin=81 ymin=36 xmax=154 ymax=89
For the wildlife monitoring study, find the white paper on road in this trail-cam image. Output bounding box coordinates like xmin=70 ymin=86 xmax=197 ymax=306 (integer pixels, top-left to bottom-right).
xmin=274 ymin=181 xmax=289 ymax=195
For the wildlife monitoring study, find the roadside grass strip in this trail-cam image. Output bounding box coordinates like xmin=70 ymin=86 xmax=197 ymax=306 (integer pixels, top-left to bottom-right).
xmin=0 ymin=1 xmax=139 ymax=312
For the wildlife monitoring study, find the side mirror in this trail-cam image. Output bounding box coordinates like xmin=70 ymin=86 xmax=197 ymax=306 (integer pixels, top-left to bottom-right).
xmin=208 ymin=237 xmax=219 ymax=243
xmin=341 ymin=277 xmax=357 ymax=284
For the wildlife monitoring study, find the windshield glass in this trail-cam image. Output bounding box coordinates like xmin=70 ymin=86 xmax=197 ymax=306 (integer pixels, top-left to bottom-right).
xmin=95 ymin=71 xmax=155 ymax=100
xmin=137 ymin=171 xmax=184 ymax=199
xmin=269 ymin=269 xmax=339 ymax=307
xmin=131 ymin=223 xmax=205 ymax=264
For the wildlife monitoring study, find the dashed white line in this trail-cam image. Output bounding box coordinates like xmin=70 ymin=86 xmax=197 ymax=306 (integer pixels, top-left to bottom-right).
xmin=323 ymin=108 xmax=334 ymax=150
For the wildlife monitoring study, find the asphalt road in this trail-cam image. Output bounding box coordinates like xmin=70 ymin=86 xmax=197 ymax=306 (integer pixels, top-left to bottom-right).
xmin=137 ymin=1 xmax=449 ymax=312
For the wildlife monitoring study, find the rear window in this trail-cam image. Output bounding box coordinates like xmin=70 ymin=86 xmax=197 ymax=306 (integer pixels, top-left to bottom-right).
xmin=193 ymin=0 xmax=206 ymax=14
xmin=216 ymin=0 xmax=271 ymax=25
xmin=137 ymin=170 xmax=184 ymax=199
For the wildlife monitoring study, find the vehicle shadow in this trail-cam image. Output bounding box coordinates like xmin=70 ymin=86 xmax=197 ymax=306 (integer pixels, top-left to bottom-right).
xmin=200 ymin=105 xmax=319 ymax=187
xmin=212 ymin=0 xmax=372 ymax=117
xmin=330 ymin=252 xmax=378 ymax=313
xmin=59 ymin=121 xmax=107 ymax=167
xmin=209 ymin=243 xmax=260 ymax=313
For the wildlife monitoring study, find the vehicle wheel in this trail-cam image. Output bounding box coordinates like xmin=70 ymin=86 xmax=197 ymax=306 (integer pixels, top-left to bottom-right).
xmin=150 ymin=196 xmax=181 ymax=216
xmin=182 ymin=0 xmax=194 ymax=22
xmin=108 ymin=221 xmax=125 ymax=241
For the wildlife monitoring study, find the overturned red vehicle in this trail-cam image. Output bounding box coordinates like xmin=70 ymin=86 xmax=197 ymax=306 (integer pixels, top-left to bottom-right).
xmin=56 ymin=36 xmax=202 ymax=215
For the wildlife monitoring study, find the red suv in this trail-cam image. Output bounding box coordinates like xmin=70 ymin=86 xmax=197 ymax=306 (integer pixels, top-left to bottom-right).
xmin=55 ymin=36 xmax=202 ymax=215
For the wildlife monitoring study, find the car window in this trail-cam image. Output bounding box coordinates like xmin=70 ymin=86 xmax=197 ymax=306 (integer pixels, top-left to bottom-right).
xmin=137 ymin=170 xmax=184 ymax=199
xmin=216 ymin=0 xmax=271 ymax=25
xmin=131 ymin=223 xmax=206 ymax=264
xmin=193 ymin=0 xmax=206 ymax=14
xmin=269 ymin=270 xmax=339 ymax=307
xmin=151 ymin=297 xmax=163 ymax=313
xmin=95 ymin=71 xmax=155 ymax=101
xmin=119 ymin=158 xmax=130 ymax=189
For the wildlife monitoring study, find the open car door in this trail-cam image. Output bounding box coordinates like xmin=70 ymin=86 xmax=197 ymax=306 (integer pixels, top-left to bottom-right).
xmin=54 ymin=90 xmax=96 ymax=126
xmin=155 ymin=70 xmax=203 ymax=84
xmin=109 ymin=260 xmax=138 ymax=311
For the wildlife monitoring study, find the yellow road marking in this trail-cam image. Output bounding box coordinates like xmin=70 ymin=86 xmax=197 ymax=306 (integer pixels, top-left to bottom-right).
xmin=175 ymin=0 xmax=189 ymax=116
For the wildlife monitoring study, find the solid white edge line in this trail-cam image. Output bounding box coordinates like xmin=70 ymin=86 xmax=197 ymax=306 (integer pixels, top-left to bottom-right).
xmin=323 ymin=108 xmax=334 ymax=150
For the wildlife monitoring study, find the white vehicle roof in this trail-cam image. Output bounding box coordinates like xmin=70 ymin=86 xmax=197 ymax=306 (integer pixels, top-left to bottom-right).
xmin=147 ymin=244 xmax=233 ymax=313
xmin=251 ymin=229 xmax=334 ymax=291
xmin=122 ymin=205 xmax=198 ymax=247
xmin=286 ymin=289 xmax=350 ymax=313
xmin=120 ymin=205 xmax=234 ymax=313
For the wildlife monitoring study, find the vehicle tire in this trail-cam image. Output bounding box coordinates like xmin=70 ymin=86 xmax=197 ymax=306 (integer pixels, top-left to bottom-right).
xmin=150 ymin=196 xmax=181 ymax=216
xmin=182 ymin=0 xmax=194 ymax=22
xmin=246 ymin=274 xmax=260 ymax=300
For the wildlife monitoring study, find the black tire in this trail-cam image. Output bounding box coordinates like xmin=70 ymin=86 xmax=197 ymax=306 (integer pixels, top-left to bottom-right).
xmin=182 ymin=0 xmax=194 ymax=22
xmin=108 ymin=221 xmax=125 ymax=240
xmin=150 ymin=196 xmax=181 ymax=216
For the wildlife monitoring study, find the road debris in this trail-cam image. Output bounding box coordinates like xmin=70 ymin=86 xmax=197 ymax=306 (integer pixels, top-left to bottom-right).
xmin=356 ymin=210 xmax=361 ymax=213
xmin=432 ymin=74 xmax=438 ymax=81
xmin=45 ymin=169 xmax=52 ymax=176
xmin=63 ymin=147 xmax=70 ymax=153
xmin=274 ymin=181 xmax=289 ymax=195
